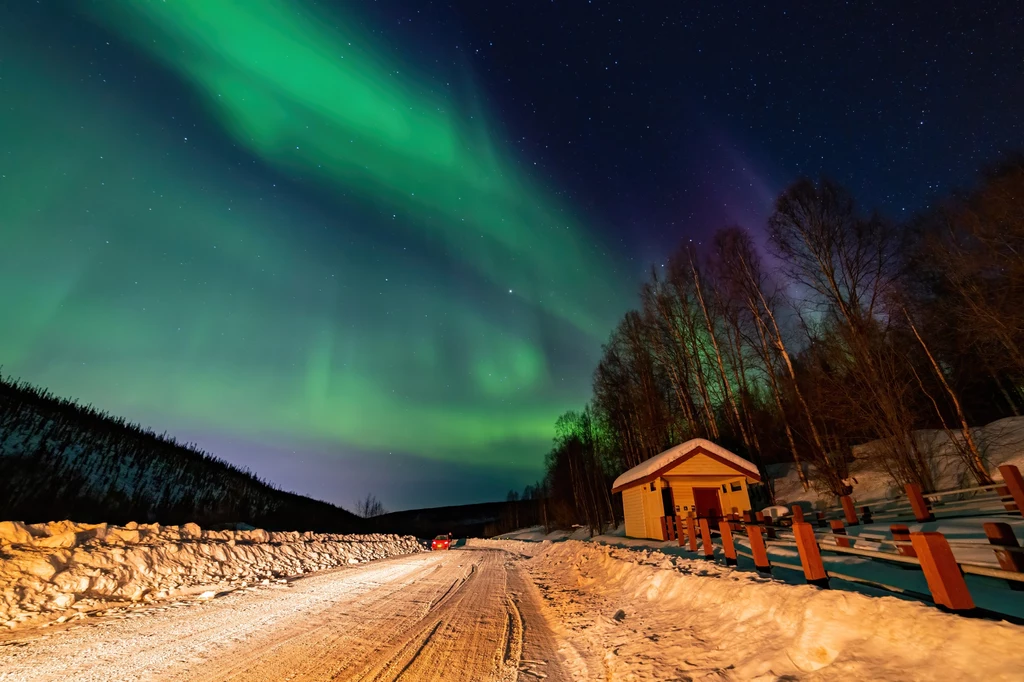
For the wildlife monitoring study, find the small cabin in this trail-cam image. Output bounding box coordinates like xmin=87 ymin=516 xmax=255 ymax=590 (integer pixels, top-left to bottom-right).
xmin=611 ymin=439 xmax=761 ymax=540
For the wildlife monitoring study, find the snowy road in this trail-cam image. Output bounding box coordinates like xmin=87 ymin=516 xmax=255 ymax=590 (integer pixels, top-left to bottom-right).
xmin=0 ymin=546 xmax=571 ymax=682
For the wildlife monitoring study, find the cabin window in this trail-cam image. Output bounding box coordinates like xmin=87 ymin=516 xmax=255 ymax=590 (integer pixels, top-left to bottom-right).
xmin=650 ymin=482 xmax=656 ymax=492
xmin=721 ymin=484 xmax=727 ymax=493
xmin=731 ymin=482 xmax=743 ymax=492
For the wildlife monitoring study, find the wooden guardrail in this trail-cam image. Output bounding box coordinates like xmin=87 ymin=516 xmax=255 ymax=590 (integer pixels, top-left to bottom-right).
xmin=812 ymin=464 xmax=1024 ymax=526
xmin=660 ymin=463 xmax=1024 ymax=619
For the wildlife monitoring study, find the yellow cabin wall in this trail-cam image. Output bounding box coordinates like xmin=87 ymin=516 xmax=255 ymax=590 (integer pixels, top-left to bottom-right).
xmin=665 ymin=475 xmax=751 ymax=517
xmin=622 ymin=486 xmax=645 ymax=539
xmin=641 ymin=480 xmax=667 ymax=539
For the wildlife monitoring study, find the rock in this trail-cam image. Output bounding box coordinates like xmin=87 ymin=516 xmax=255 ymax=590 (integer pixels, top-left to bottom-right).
xmin=198 ymin=590 xmax=217 ymax=600
xmin=181 ymin=523 xmax=201 ymax=538
xmin=612 ymin=609 xmax=626 ymax=622
xmin=0 ymin=521 xmax=35 ymax=546
xmin=125 ymin=522 xmax=139 ymax=530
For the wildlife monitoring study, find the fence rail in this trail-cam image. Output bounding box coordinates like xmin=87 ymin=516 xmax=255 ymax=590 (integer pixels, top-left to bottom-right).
xmin=656 ymin=463 xmax=1024 ymax=620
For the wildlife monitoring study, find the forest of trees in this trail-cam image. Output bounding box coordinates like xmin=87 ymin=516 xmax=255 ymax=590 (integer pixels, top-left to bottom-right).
xmin=0 ymin=374 xmax=363 ymax=531
xmin=538 ymin=156 xmax=1024 ymax=535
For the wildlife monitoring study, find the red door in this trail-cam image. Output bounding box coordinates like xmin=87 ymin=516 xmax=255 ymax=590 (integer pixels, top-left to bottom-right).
xmin=693 ymin=487 xmax=723 ymax=519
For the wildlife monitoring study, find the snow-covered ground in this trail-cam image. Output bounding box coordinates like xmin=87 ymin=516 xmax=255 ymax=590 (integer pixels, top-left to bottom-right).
xmin=4 ymin=531 xmax=1021 ymax=680
xmin=484 ymin=538 xmax=1024 ymax=681
xmin=0 ymin=547 xmax=557 ymax=682
xmin=499 ymin=517 xmax=1024 ymax=620
xmin=772 ymin=416 xmax=1024 ymax=507
xmin=0 ymin=519 xmax=422 ymax=629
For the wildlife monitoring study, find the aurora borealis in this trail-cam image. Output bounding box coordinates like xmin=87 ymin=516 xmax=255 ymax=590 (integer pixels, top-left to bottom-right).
xmin=1 ymin=2 xmax=630 ymax=509
xmin=3 ymin=2 xmax=1019 ymax=509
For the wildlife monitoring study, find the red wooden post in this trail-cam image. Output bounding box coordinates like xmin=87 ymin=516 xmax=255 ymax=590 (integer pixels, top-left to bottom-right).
xmin=911 ymin=532 xmax=975 ymax=612
xmin=984 ymin=522 xmax=1024 ymax=591
xmin=742 ymin=510 xmax=753 ymax=523
xmin=998 ymin=465 xmax=1024 ymax=516
xmin=660 ymin=516 xmax=668 ymax=541
xmin=793 ymin=522 xmax=829 ymax=588
xmin=675 ymin=515 xmax=683 ymax=542
xmin=718 ymin=519 xmax=737 ymax=566
xmin=840 ymin=495 xmax=859 ymax=525
xmin=686 ymin=513 xmax=698 ymax=552
xmin=746 ymin=523 xmax=771 ymax=574
xmin=890 ymin=524 xmax=917 ymax=558
xmin=698 ymin=518 xmax=714 ymax=559
xmin=905 ymin=483 xmax=935 ymax=522
xmin=830 ymin=519 xmax=851 ymax=548
xmin=996 ymin=485 xmax=1015 ymax=513
xmin=815 ymin=511 xmax=827 ymax=528
xmin=860 ymin=506 xmax=873 ymax=524
xmin=756 ymin=511 xmax=777 ymax=539
xmin=791 ymin=506 xmax=805 ymax=524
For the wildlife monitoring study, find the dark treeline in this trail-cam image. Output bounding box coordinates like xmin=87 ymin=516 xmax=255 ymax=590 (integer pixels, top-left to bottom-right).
xmin=0 ymin=374 xmax=362 ymax=531
xmin=540 ymin=156 xmax=1024 ymax=535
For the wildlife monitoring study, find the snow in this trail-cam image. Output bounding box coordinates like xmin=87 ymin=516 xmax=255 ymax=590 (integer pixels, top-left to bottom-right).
xmin=496 ymin=524 xmax=595 ymax=542
xmin=502 ymin=517 xmax=1024 ymax=622
xmin=482 ymin=538 xmax=1024 ymax=680
xmin=772 ymin=415 xmax=1024 ymax=507
xmin=612 ymin=438 xmax=759 ymax=491
xmin=0 ymin=518 xmax=423 ymax=629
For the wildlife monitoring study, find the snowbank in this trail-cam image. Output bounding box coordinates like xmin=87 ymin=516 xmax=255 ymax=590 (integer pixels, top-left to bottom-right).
xmin=772 ymin=415 xmax=1024 ymax=506
xmin=512 ymin=539 xmax=1024 ymax=681
xmin=0 ymin=519 xmax=422 ymax=629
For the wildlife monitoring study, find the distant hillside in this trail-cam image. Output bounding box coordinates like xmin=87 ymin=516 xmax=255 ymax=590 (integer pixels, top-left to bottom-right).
xmin=369 ymin=499 xmax=540 ymax=539
xmin=0 ymin=375 xmax=362 ymax=532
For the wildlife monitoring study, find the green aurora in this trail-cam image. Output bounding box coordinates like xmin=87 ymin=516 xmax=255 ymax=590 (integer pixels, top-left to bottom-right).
xmin=0 ymin=1 xmax=630 ymax=503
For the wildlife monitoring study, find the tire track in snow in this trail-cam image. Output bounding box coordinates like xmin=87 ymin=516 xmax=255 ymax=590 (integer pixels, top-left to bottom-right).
xmin=0 ymin=546 xmax=571 ymax=682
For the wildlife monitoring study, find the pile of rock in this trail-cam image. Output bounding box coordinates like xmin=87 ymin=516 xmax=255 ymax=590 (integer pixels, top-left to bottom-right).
xmin=0 ymin=520 xmax=423 ymax=629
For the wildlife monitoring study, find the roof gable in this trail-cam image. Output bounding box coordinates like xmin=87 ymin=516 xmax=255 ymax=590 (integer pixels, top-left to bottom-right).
xmin=611 ymin=439 xmax=760 ymax=493
xmin=662 ymin=452 xmax=741 ymax=476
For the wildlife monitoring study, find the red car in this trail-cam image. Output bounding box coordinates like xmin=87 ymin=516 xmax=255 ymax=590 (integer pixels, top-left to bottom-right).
xmin=431 ymin=534 xmax=451 ymax=550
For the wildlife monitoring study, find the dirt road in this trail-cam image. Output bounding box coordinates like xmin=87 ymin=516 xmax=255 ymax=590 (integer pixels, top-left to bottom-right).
xmin=0 ymin=546 xmax=571 ymax=682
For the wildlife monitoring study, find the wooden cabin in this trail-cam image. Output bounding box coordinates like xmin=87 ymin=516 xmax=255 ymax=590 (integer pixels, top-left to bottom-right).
xmin=611 ymin=439 xmax=762 ymax=540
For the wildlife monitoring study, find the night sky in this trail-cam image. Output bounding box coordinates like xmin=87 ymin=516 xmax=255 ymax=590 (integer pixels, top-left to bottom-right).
xmin=2 ymin=2 xmax=1020 ymax=510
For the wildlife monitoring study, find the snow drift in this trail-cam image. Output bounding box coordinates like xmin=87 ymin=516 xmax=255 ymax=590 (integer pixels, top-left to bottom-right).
xmin=509 ymin=539 xmax=1024 ymax=681
xmin=772 ymin=415 xmax=1024 ymax=506
xmin=0 ymin=519 xmax=422 ymax=629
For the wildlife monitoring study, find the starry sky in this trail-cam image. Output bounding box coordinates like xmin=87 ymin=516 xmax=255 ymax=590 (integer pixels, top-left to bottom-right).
xmin=2 ymin=2 xmax=1020 ymax=510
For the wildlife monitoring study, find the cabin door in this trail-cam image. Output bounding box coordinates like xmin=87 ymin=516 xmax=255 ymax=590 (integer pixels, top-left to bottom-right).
xmin=693 ymin=487 xmax=723 ymax=519
xmin=661 ymin=486 xmax=676 ymax=517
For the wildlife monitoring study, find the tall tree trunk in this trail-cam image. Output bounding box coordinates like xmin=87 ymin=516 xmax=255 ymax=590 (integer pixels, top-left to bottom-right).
xmin=904 ymin=308 xmax=992 ymax=484
xmin=689 ymin=254 xmax=751 ymax=450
